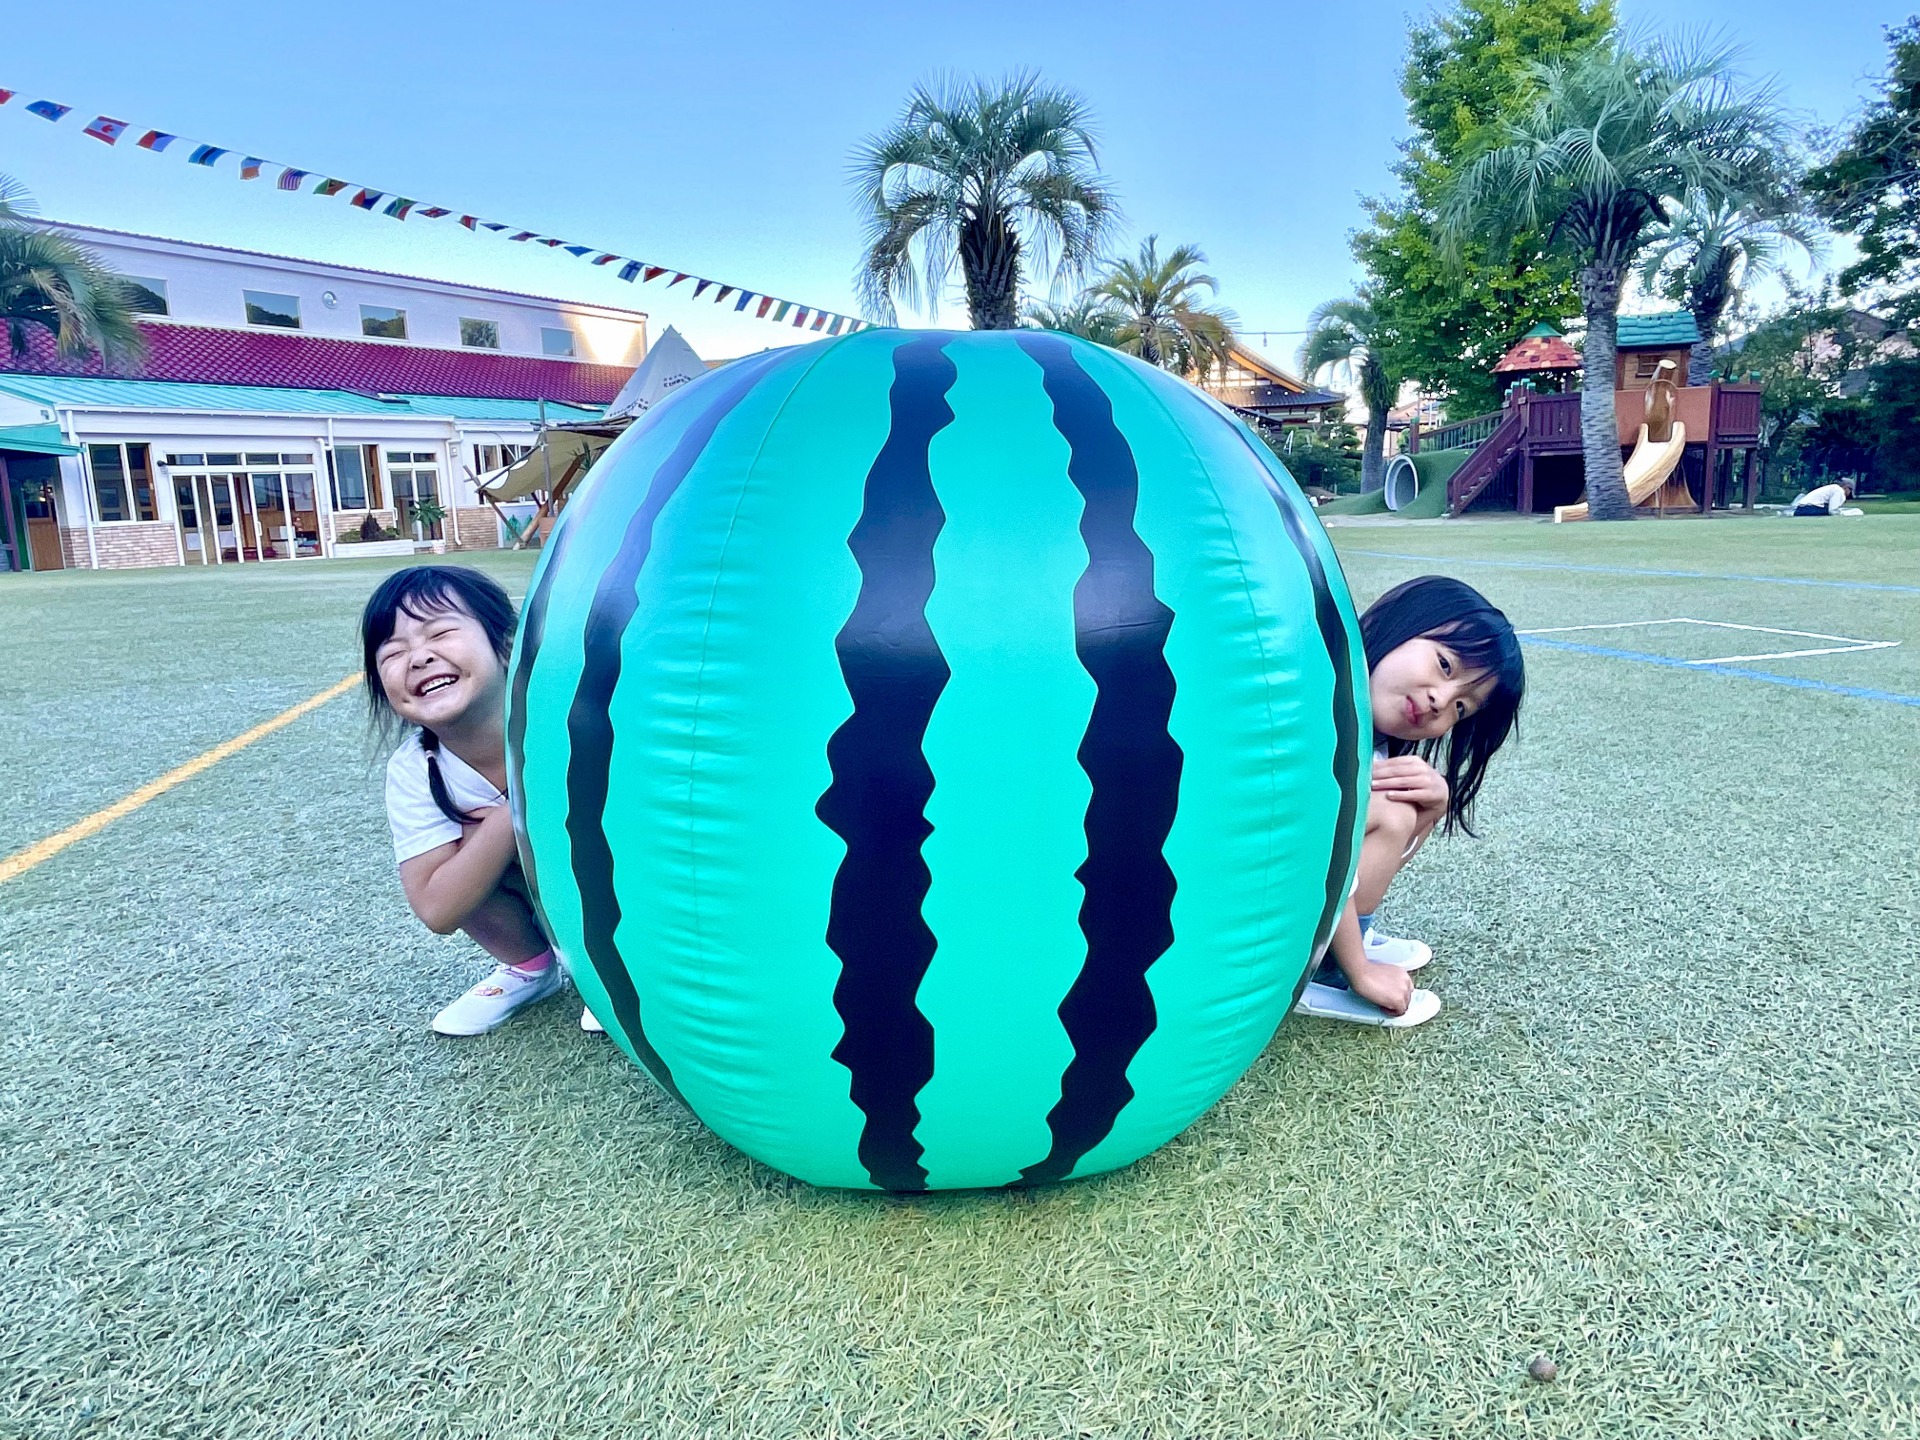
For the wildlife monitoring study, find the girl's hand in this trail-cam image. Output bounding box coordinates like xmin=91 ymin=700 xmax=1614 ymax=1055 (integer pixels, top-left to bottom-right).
xmin=1345 ymin=957 xmax=1413 ymax=1016
xmin=1371 ymin=756 xmax=1448 ymax=818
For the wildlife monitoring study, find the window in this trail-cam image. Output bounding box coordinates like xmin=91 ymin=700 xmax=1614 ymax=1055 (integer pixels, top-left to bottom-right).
xmin=541 ymin=326 xmax=576 ymax=357
xmin=361 ymin=304 xmax=408 ymax=340
xmin=244 ymin=290 xmax=301 ymax=328
xmin=460 ymin=318 xmax=500 ymax=349
xmin=329 ymin=446 xmax=368 ymax=509
xmin=88 ymin=443 xmax=157 ymax=522
xmin=472 ymin=442 xmax=533 ymax=474
xmin=122 ymin=277 xmax=169 ymax=316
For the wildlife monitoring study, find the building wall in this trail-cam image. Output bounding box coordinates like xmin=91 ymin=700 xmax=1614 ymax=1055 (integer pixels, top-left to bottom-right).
xmin=448 ymin=507 xmax=505 ymax=552
xmin=57 ymin=224 xmax=648 ymax=367
xmin=71 ymin=520 xmax=179 ymax=570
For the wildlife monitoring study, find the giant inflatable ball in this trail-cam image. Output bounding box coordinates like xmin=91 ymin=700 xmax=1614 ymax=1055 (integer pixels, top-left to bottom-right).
xmin=507 ymin=329 xmax=1366 ymax=1191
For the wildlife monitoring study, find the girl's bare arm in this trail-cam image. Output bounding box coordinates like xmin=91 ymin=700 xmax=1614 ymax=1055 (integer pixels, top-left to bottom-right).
xmin=396 ymin=806 xmax=520 ymax=934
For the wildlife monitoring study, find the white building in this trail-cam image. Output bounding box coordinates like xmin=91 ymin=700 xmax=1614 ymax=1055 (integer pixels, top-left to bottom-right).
xmin=0 ymin=224 xmax=646 ymax=571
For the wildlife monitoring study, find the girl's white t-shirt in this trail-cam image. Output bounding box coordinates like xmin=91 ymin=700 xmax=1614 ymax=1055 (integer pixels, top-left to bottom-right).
xmin=1802 ymin=483 xmax=1848 ymax=513
xmin=386 ymin=732 xmax=508 ymax=863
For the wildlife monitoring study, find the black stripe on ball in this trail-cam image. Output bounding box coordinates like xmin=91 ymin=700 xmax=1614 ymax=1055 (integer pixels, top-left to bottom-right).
xmin=816 ymin=333 xmax=960 ymax=1193
xmin=562 ymin=360 xmax=771 ymax=1102
xmin=1015 ymin=334 xmax=1184 ymax=1186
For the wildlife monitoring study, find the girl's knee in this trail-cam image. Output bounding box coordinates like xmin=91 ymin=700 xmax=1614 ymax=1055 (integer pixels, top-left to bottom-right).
xmin=1366 ymin=794 xmax=1421 ymax=840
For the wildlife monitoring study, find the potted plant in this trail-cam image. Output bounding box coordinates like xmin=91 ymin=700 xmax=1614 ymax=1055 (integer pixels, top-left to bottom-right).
xmin=409 ymin=498 xmax=450 ymax=553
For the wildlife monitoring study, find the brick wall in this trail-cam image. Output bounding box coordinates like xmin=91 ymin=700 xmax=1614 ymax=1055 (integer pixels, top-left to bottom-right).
xmin=333 ymin=509 xmax=400 ymax=541
xmin=69 ymin=522 xmax=180 ymax=570
xmin=449 ymin=507 xmax=505 ymax=552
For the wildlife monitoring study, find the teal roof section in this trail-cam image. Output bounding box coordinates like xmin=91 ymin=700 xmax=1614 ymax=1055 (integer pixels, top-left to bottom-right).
xmin=0 ymin=374 xmax=604 ymax=424
xmin=0 ymin=422 xmax=81 ymax=456
xmin=1616 ymin=311 xmax=1701 ymax=348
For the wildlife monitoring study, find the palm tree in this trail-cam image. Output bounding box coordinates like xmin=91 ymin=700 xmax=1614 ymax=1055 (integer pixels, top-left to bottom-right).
xmin=1638 ymin=185 xmax=1823 ymax=385
xmin=1021 ymin=293 xmax=1127 ymax=347
xmin=852 ymin=73 xmax=1118 ymax=330
xmin=0 ymin=177 xmax=145 ymax=365
xmin=1299 ymin=298 xmax=1397 ymax=493
xmin=1440 ymin=39 xmax=1788 ymax=519
xmin=1092 ymin=236 xmax=1236 ymax=377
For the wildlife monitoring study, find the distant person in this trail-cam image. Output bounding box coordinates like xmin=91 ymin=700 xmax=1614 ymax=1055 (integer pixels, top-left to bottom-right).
xmin=1792 ymin=481 xmax=1853 ymax=516
xmin=1295 ymin=576 xmax=1526 ymax=1028
xmin=361 ymin=566 xmax=598 ymax=1037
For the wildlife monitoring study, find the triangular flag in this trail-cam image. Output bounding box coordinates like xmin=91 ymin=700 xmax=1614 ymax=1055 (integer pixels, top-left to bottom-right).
xmin=538 ymin=238 xmax=564 ymax=248
xmin=693 ymin=279 xmax=713 ymax=299
xmin=459 ymin=215 xmax=479 ymax=229
xmin=136 ymin=130 xmax=176 ymax=151
xmin=592 ymin=253 xmax=620 ymax=266
xmin=756 ymin=296 xmax=775 ymax=319
xmin=0 ymin=91 xmax=14 ymax=106
xmin=510 ymin=232 xmax=537 ymax=242
xmin=83 ymin=116 xmax=129 ymax=145
xmin=716 ymin=286 xmax=735 ymax=305
xmin=481 ymin=222 xmax=508 ymax=232
xmin=668 ymin=273 xmax=689 ymax=287
xmin=643 ymin=266 xmax=667 ymax=283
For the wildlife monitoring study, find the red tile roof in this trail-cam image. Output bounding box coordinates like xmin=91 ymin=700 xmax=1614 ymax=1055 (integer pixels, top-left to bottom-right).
xmin=1492 ymin=333 xmax=1582 ymax=373
xmin=1 ymin=321 xmax=632 ymax=404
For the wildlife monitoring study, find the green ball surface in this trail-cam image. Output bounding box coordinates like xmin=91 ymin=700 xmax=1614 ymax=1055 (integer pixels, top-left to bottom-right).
xmin=508 ymin=329 xmax=1366 ymax=1190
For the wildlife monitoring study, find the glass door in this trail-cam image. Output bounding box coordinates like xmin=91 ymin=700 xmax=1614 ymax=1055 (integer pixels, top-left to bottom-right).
xmin=386 ymin=452 xmax=443 ymax=540
xmin=175 ymin=476 xmax=213 ymax=564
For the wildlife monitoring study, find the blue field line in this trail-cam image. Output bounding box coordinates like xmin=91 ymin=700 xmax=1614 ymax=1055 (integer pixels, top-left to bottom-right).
xmin=1347 ymin=550 xmax=1920 ymax=596
xmin=1521 ymin=636 xmax=1920 ymax=708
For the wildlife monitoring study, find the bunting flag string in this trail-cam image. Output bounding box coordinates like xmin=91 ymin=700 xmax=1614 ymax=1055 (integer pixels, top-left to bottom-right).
xmin=0 ymin=84 xmax=871 ymax=333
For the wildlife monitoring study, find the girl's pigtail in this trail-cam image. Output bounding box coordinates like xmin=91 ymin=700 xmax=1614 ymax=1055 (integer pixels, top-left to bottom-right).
xmin=420 ymin=729 xmax=485 ymax=827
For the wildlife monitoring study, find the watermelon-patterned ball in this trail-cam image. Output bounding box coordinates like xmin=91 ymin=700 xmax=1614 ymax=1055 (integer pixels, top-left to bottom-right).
xmin=507 ymin=328 xmax=1366 ymax=1191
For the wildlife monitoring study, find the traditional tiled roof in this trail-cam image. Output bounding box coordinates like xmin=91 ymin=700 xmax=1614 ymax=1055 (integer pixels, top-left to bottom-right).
xmin=1616 ymin=311 xmax=1701 ymax=348
xmin=1493 ymin=329 xmax=1581 ymax=372
xmin=1 ymin=321 xmax=632 ymax=404
xmin=0 ymin=373 xmax=604 ymax=424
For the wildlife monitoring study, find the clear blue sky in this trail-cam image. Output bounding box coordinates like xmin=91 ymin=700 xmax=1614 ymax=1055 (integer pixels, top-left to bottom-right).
xmin=1 ymin=0 xmax=1901 ymax=362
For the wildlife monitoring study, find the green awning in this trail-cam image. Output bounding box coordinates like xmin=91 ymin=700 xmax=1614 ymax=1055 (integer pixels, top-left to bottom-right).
xmin=0 ymin=423 xmax=80 ymax=456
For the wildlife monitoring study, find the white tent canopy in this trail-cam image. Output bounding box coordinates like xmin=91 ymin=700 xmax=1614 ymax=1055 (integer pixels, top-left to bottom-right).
xmin=603 ymin=324 xmax=707 ymax=421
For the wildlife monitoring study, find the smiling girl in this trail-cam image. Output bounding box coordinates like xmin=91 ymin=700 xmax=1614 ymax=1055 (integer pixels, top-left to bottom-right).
xmin=363 ymin=565 xmax=588 ymax=1037
xmin=1297 ymin=576 xmax=1526 ymax=1028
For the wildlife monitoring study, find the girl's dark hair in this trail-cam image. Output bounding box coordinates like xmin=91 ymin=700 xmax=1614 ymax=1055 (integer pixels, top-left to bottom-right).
xmin=361 ymin=565 xmax=517 ymax=827
xmin=1360 ymin=575 xmax=1524 ymax=837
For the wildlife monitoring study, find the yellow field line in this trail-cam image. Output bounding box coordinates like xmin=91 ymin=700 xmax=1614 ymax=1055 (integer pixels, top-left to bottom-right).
xmin=0 ymin=674 xmax=361 ymax=886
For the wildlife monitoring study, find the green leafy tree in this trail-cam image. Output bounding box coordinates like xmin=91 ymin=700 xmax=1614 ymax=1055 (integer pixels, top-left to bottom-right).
xmin=0 ymin=178 xmax=145 ymax=365
xmin=852 ymin=73 xmax=1119 ymax=330
xmin=1299 ymin=298 xmax=1397 ymax=492
xmin=1020 ymin=293 xmax=1126 ymax=347
xmin=1262 ymin=417 xmax=1363 ymax=493
xmin=1638 ymin=182 xmax=1823 ymax=385
xmin=1442 ymin=38 xmax=1790 ymax=519
xmin=1722 ymin=285 xmax=1861 ymax=493
xmin=1352 ymin=0 xmax=1614 ymax=419
xmin=1091 ymin=236 xmax=1236 ymax=375
xmin=1805 ymin=19 xmax=1920 ymax=293
xmin=1861 ymin=356 xmax=1920 ymax=491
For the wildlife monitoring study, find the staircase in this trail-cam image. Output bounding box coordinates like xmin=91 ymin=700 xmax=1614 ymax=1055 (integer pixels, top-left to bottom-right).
xmin=1443 ymin=404 xmax=1528 ymax=514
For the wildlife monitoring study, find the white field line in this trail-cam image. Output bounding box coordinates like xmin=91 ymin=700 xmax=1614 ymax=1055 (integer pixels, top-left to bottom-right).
xmin=1688 ymin=642 xmax=1901 ymax=665
xmin=1516 ymin=615 xmax=1902 ymax=667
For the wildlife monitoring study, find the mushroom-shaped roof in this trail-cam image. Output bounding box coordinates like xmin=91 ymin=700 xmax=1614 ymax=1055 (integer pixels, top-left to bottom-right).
xmin=1493 ymin=322 xmax=1581 ymax=373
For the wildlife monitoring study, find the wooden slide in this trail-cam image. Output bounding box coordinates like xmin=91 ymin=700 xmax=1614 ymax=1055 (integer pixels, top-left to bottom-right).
xmin=1553 ymin=422 xmax=1689 ymax=523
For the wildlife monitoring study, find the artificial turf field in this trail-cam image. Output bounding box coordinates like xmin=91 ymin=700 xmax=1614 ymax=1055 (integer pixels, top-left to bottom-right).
xmin=3 ymin=514 xmax=1917 ymax=1440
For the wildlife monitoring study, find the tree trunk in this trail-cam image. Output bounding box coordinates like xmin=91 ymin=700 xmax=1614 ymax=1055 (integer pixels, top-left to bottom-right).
xmin=960 ymin=209 xmax=1021 ymax=330
xmin=1687 ymin=287 xmax=1731 ymax=387
xmin=1361 ymin=410 xmax=1387 ymax=493
xmin=1578 ymin=261 xmax=1632 ymax=521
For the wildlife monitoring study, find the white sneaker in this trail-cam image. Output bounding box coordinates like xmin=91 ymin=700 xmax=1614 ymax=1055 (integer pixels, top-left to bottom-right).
xmin=580 ymin=1006 xmax=606 ymax=1034
xmin=429 ymin=961 xmax=564 ymax=1036
xmin=1362 ymin=927 xmax=1433 ymax=972
xmin=1295 ymin=981 xmax=1442 ymax=1028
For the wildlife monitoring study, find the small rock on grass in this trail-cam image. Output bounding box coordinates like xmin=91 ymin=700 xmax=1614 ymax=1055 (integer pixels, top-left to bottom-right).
xmin=1527 ymin=1354 xmax=1559 ymax=1383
